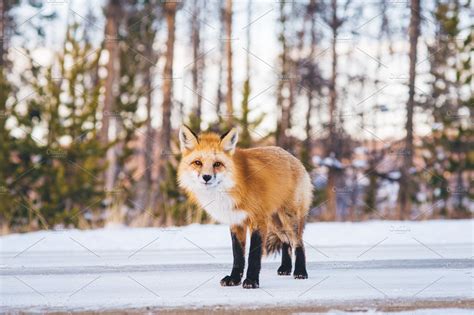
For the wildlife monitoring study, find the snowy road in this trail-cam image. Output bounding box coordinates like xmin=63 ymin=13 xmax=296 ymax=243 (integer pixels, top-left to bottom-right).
xmin=1 ymin=220 xmax=473 ymax=313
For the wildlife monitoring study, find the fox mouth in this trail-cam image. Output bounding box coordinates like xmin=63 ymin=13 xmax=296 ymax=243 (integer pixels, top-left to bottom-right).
xmin=202 ymin=180 xmax=221 ymax=187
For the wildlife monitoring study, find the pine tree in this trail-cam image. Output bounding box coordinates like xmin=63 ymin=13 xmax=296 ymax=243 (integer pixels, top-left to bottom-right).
xmin=0 ymin=64 xmax=31 ymax=231
xmin=323 ymin=0 xmax=342 ymax=221
xmin=18 ymin=22 xmax=108 ymax=228
xmin=108 ymin=0 xmax=153 ymax=222
xmin=298 ymin=0 xmax=322 ymax=170
xmin=398 ymin=0 xmax=421 ymax=219
xmin=188 ymin=0 xmax=205 ymax=132
xmin=422 ymin=0 xmax=472 ymax=217
xmin=156 ymin=0 xmax=179 ymax=224
xmin=214 ymin=0 xmax=225 ymax=123
xmin=275 ymin=0 xmax=291 ymax=150
xmin=101 ymin=0 xmax=122 ymax=193
xmin=0 ymin=0 xmax=61 ymax=231
xmin=364 ymin=0 xmax=393 ymax=216
xmin=235 ymin=0 xmax=263 ymax=148
xmin=0 ymin=1 xmax=16 ymax=230
xmin=224 ymin=0 xmax=234 ymax=128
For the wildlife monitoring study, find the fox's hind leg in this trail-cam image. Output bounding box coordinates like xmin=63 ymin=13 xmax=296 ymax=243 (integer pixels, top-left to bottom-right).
xmin=293 ymin=244 xmax=308 ymax=279
xmin=221 ymin=225 xmax=247 ymax=286
xmin=293 ymin=217 xmax=308 ymax=279
xmin=270 ymin=211 xmax=294 ymax=276
xmin=277 ymin=242 xmax=292 ymax=275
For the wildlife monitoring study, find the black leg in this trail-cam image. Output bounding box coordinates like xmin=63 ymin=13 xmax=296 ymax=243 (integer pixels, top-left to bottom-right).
xmin=293 ymin=245 xmax=308 ymax=279
xmin=221 ymin=230 xmax=245 ymax=286
xmin=242 ymin=230 xmax=262 ymax=289
xmin=277 ymin=242 xmax=292 ymax=275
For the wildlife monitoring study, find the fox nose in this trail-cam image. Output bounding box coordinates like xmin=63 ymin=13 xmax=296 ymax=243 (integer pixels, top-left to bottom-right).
xmin=202 ymin=174 xmax=212 ymax=183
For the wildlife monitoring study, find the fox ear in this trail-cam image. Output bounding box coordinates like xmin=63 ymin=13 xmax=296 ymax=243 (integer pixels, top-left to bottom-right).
xmin=179 ymin=125 xmax=199 ymax=152
xmin=220 ymin=128 xmax=239 ymax=153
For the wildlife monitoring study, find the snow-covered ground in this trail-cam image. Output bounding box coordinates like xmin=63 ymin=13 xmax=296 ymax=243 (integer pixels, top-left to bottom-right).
xmin=1 ymin=220 xmax=473 ymax=313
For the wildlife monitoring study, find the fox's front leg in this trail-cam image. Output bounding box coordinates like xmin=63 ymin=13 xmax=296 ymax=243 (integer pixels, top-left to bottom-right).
xmin=242 ymin=228 xmax=264 ymax=289
xmin=220 ymin=225 xmax=246 ymax=286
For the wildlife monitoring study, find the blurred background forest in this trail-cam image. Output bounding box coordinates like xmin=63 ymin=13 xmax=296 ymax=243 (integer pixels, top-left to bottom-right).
xmin=0 ymin=0 xmax=472 ymax=233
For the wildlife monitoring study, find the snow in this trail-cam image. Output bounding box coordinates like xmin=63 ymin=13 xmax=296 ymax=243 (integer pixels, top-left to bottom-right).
xmin=3 ymin=219 xmax=470 ymax=253
xmin=321 ymin=156 xmax=343 ymax=169
xmin=1 ymin=220 xmax=473 ymax=312
xmin=352 ymin=159 xmax=368 ymax=168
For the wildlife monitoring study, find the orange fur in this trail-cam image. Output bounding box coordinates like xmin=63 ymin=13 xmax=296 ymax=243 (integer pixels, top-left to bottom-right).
xmin=177 ymin=126 xmax=313 ymax=253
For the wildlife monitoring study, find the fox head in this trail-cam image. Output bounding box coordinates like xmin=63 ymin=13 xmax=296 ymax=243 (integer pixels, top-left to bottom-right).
xmin=177 ymin=125 xmax=239 ymax=192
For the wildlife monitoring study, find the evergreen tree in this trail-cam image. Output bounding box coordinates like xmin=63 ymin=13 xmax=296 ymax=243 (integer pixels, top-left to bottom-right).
xmin=235 ymin=0 xmax=263 ymax=148
xmin=398 ymin=0 xmax=421 ymax=219
xmin=18 ymin=22 xmax=107 ymax=228
xmin=188 ymin=0 xmax=205 ymax=132
xmin=275 ymin=0 xmax=291 ymax=150
xmin=107 ymin=0 xmax=152 ymax=221
xmin=0 ymin=0 xmax=60 ymax=231
xmin=0 ymin=65 xmax=32 ymax=231
xmin=224 ymin=0 xmax=234 ymax=128
xmin=101 ymin=0 xmax=122 ymax=193
xmin=156 ymin=0 xmax=179 ymax=224
xmin=237 ymin=80 xmax=256 ymax=148
xmin=422 ymin=0 xmax=472 ymax=217
xmin=298 ymin=0 xmax=323 ymax=170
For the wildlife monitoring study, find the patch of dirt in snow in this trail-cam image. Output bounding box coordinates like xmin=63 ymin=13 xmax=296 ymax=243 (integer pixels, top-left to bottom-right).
xmin=47 ymin=298 xmax=474 ymax=314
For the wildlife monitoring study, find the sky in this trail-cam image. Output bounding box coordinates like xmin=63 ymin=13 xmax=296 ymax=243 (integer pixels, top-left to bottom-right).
xmin=8 ymin=0 xmax=472 ymax=144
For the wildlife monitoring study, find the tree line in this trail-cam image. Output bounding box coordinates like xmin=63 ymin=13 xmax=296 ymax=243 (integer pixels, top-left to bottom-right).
xmin=0 ymin=0 xmax=472 ymax=233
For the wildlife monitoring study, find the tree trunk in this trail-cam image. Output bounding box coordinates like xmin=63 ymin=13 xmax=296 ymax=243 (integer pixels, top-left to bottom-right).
xmin=301 ymin=0 xmax=317 ymax=169
xmin=143 ymin=58 xmax=154 ymax=209
xmin=364 ymin=2 xmax=387 ymax=216
xmin=191 ymin=0 xmax=203 ymax=129
xmin=215 ymin=0 xmax=225 ymax=121
xmin=239 ymin=0 xmax=252 ymax=148
xmin=303 ymin=91 xmax=313 ymax=162
xmin=325 ymin=0 xmax=339 ymax=221
xmin=286 ymin=59 xmax=295 ymax=151
xmin=156 ymin=1 xmax=177 ymax=222
xmin=398 ymin=0 xmax=420 ymax=220
xmin=224 ymin=0 xmax=233 ymax=127
xmin=0 ymin=0 xmax=5 ymax=67
xmin=160 ymin=2 xmax=177 ymax=156
xmin=276 ymin=1 xmax=289 ymax=149
xmin=101 ymin=0 xmax=121 ymax=191
xmin=245 ymin=0 xmax=251 ymax=81
xmin=101 ymin=0 xmax=120 ymax=144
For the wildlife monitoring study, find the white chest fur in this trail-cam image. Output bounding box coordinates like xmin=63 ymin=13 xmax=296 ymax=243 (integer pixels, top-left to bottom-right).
xmin=194 ymin=189 xmax=247 ymax=225
xmin=178 ymin=171 xmax=248 ymax=225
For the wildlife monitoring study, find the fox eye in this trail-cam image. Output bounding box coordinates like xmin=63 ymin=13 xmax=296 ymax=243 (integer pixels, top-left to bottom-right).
xmin=192 ymin=160 xmax=202 ymax=166
xmin=213 ymin=162 xmax=222 ymax=168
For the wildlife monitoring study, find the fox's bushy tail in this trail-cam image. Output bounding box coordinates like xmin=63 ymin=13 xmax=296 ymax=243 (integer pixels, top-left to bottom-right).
xmin=265 ymin=232 xmax=283 ymax=255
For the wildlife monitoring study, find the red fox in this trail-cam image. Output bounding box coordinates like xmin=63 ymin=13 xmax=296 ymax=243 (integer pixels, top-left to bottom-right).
xmin=177 ymin=125 xmax=313 ymax=289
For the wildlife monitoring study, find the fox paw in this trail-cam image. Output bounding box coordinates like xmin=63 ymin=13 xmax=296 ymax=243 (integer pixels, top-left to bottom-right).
xmin=220 ymin=275 xmax=241 ymax=286
xmin=242 ymin=278 xmax=259 ymax=289
xmin=293 ymin=269 xmax=308 ymax=279
xmin=277 ymin=265 xmax=292 ymax=275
